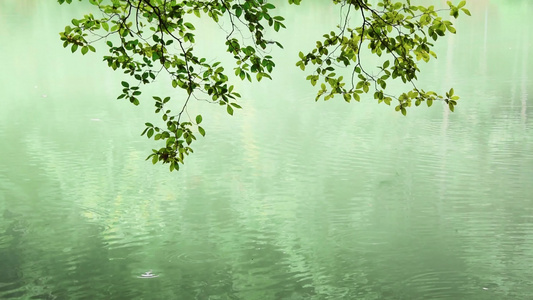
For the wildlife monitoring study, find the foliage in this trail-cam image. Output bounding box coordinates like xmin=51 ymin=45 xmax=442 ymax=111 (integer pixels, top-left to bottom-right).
xmin=58 ymin=0 xmax=469 ymax=171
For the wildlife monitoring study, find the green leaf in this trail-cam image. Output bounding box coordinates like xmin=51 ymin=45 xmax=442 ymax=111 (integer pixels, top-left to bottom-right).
xmin=274 ymin=22 xmax=280 ymax=32
xmin=198 ymin=126 xmax=205 ymax=136
xmin=121 ymin=81 xmax=129 ymax=88
xmin=120 ymin=28 xmax=129 ymax=37
xmin=81 ymin=46 xmax=88 ymax=55
xmin=343 ymin=93 xmax=351 ymax=102
xmin=446 ymin=24 xmax=456 ymax=34
xmin=296 ymin=61 xmax=305 ymax=71
xmin=227 ymin=105 xmax=234 ymax=115
xmin=184 ymin=22 xmax=195 ymax=30
xmin=71 ymin=44 xmax=78 ymax=53
xmin=196 ymin=115 xmax=202 ymax=124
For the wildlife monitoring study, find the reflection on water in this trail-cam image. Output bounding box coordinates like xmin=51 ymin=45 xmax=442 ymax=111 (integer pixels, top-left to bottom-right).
xmin=1 ymin=0 xmax=533 ymax=299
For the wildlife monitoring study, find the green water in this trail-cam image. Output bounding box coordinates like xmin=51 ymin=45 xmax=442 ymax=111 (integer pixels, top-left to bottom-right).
xmin=1 ymin=1 xmax=532 ymax=299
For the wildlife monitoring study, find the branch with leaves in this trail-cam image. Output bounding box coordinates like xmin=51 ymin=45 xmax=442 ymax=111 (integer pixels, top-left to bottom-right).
xmin=296 ymin=0 xmax=469 ymax=115
xmin=58 ymin=0 xmax=469 ymax=171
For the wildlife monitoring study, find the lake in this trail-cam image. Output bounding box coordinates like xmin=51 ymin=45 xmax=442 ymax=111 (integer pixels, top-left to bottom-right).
xmin=1 ymin=0 xmax=532 ymax=299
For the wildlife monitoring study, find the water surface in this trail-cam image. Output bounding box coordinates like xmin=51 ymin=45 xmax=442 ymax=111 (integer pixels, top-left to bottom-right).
xmin=1 ymin=1 xmax=532 ymax=299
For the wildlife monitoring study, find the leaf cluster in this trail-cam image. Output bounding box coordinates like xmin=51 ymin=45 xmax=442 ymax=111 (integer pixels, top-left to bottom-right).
xmin=59 ymin=0 xmax=287 ymax=171
xmin=296 ymin=0 xmax=469 ymax=115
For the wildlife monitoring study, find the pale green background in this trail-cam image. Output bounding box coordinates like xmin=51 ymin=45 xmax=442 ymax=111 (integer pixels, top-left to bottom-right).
xmin=1 ymin=1 xmax=532 ymax=299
